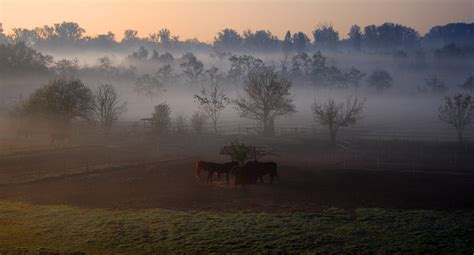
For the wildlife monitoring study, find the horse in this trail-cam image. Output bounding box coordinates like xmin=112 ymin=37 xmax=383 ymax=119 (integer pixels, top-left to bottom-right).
xmin=214 ymin=161 xmax=239 ymax=183
xmin=195 ymin=161 xmax=239 ymax=183
xmin=50 ymin=132 xmax=71 ymax=147
xmin=242 ymin=161 xmax=279 ymax=184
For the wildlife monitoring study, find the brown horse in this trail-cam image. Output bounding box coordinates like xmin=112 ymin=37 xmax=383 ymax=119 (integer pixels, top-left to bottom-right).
xmin=233 ymin=161 xmax=279 ymax=185
xmin=195 ymin=161 xmax=239 ymax=183
xmin=249 ymin=161 xmax=279 ymax=184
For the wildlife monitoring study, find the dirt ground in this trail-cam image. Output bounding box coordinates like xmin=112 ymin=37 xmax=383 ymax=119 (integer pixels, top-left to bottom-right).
xmin=1 ymin=156 xmax=473 ymax=212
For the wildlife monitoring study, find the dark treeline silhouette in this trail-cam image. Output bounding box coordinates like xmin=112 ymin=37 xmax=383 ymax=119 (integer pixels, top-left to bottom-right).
xmin=0 ymin=21 xmax=473 ymax=54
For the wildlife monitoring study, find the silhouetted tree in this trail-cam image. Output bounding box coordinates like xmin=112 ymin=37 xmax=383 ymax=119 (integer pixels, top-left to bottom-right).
xmin=21 ymin=79 xmax=94 ymax=125
xmin=313 ymin=24 xmax=339 ymax=50
xmin=180 ymin=52 xmax=204 ymax=83
xmin=235 ymin=66 xmax=296 ymax=136
xmin=312 ymin=96 xmax=365 ymax=145
xmin=213 ymin=29 xmax=243 ymax=51
xmin=93 ymin=84 xmax=126 ymax=132
xmin=363 ymin=23 xmax=420 ymax=51
xmin=348 ymin=25 xmax=362 ymax=51
xmin=152 ymin=103 xmax=172 ymax=136
xmin=194 ymin=70 xmax=229 ymax=133
xmin=54 ymin=58 xmax=79 ymax=79
xmin=228 ymin=55 xmax=264 ymax=81
xmin=87 ymin=32 xmax=116 ymax=49
xmin=53 ymin=22 xmax=85 ymax=41
xmin=123 ymin=29 xmax=139 ymax=42
xmin=424 ymin=23 xmax=474 ymax=47
xmin=11 ymin=28 xmax=39 ymax=46
xmin=282 ymin=31 xmax=293 ymax=57
xmin=0 ymin=42 xmax=52 ymax=75
xmin=367 ymin=70 xmax=393 ymax=91
xmin=292 ymin=32 xmax=310 ymax=52
xmin=439 ymin=94 xmax=474 ymax=146
xmin=243 ymin=30 xmax=279 ymax=52
xmin=158 ymin=28 xmax=173 ymax=48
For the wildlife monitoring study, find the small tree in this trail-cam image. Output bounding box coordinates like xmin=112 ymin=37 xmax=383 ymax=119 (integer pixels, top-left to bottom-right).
xmin=194 ymin=73 xmax=229 ymax=134
xmin=93 ymin=84 xmax=126 ymax=133
xmin=439 ymin=94 xmax=474 ymax=146
xmin=235 ymin=66 xmax=296 ymax=136
xmin=152 ymin=103 xmax=172 ymax=136
xmin=367 ymin=69 xmax=393 ymax=92
xmin=312 ymin=96 xmax=366 ymax=145
xmin=190 ymin=111 xmax=207 ymax=135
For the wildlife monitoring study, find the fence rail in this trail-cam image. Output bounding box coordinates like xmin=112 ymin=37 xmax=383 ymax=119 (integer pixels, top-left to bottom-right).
xmin=1 ymin=119 xmax=474 ymax=154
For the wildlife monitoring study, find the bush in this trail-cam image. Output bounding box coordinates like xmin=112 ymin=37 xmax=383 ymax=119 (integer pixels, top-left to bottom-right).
xmin=152 ymin=103 xmax=171 ymax=136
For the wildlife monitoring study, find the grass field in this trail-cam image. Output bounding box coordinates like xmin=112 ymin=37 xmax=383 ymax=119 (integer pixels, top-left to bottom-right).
xmin=0 ymin=201 xmax=472 ymax=254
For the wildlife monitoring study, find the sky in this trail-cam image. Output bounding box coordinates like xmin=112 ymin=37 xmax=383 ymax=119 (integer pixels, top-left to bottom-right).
xmin=0 ymin=0 xmax=472 ymax=43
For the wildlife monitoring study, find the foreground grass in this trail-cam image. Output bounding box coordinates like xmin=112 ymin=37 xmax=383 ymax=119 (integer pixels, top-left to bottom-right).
xmin=0 ymin=202 xmax=472 ymax=254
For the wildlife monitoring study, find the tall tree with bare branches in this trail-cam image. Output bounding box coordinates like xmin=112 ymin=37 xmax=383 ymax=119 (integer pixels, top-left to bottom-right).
xmin=439 ymin=94 xmax=474 ymax=146
xmin=194 ymin=68 xmax=229 ymax=133
xmin=93 ymin=84 xmax=126 ymax=133
xmin=235 ymin=66 xmax=296 ymax=136
xmin=312 ymin=96 xmax=365 ymax=145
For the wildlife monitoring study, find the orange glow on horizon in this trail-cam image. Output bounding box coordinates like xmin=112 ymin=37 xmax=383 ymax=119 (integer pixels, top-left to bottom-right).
xmin=0 ymin=0 xmax=472 ymax=42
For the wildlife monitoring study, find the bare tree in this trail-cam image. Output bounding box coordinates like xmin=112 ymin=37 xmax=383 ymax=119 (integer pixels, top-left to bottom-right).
xmin=439 ymin=94 xmax=474 ymax=146
xmin=93 ymin=84 xmax=126 ymax=132
xmin=235 ymin=66 xmax=296 ymax=136
xmin=312 ymin=96 xmax=366 ymax=145
xmin=193 ymin=70 xmax=229 ymax=133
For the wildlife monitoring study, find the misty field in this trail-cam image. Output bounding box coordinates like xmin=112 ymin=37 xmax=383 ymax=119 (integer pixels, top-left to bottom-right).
xmin=1 ymin=11 xmax=474 ymax=253
xmin=0 ymin=202 xmax=473 ymax=254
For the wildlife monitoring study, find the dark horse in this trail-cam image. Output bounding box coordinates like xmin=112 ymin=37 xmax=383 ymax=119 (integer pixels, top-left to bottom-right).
xmin=234 ymin=161 xmax=279 ymax=184
xmin=195 ymin=161 xmax=239 ymax=183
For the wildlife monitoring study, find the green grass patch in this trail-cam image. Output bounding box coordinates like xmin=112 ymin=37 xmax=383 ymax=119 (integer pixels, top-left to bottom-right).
xmin=0 ymin=201 xmax=472 ymax=254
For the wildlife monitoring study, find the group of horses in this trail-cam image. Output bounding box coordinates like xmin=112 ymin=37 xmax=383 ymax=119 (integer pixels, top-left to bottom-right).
xmin=195 ymin=160 xmax=279 ymax=185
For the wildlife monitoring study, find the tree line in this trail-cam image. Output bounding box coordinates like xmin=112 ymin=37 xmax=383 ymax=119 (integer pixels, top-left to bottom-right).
xmin=1 ymin=22 xmax=473 ymax=53
xmin=13 ymin=67 xmax=474 ymax=147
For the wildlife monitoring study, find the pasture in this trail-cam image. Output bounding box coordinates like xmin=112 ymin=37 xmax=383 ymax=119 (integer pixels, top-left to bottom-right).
xmin=0 ymin=128 xmax=473 ymax=253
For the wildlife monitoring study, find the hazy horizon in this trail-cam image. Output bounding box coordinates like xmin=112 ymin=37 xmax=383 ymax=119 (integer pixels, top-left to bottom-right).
xmin=1 ymin=0 xmax=472 ymax=42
